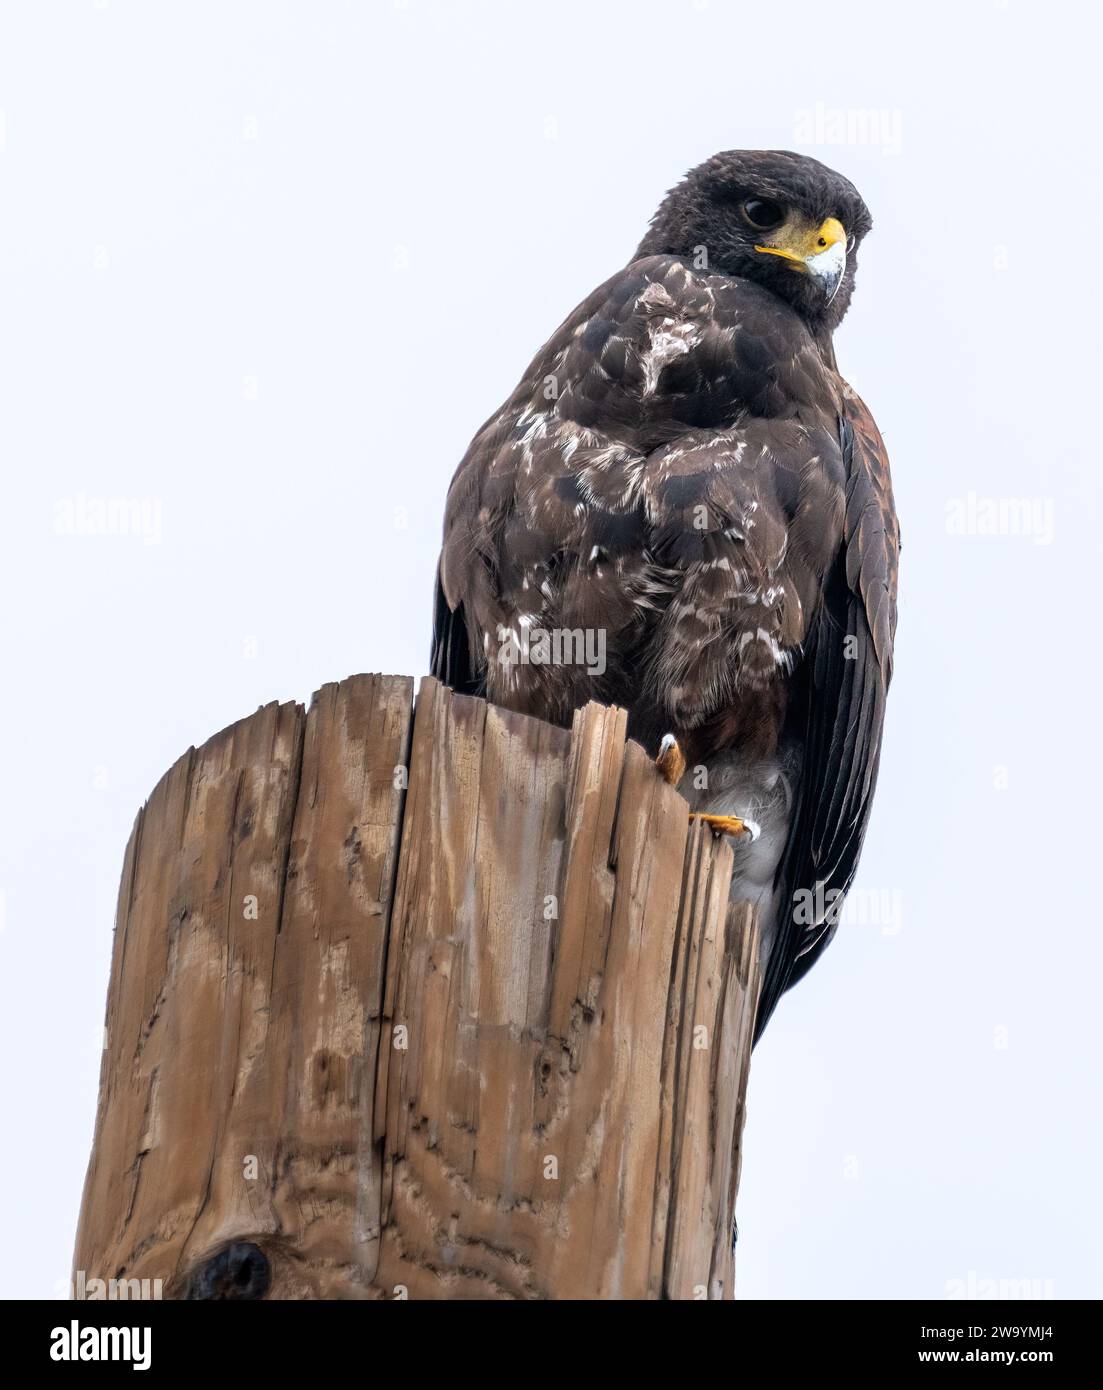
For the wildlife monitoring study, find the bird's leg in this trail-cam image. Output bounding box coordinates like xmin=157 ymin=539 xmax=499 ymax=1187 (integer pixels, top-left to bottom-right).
xmin=655 ymin=735 xmax=759 ymax=839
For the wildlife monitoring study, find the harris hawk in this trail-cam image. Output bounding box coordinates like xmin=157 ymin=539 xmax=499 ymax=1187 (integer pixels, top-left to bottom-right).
xmin=431 ymin=150 xmax=899 ymax=1041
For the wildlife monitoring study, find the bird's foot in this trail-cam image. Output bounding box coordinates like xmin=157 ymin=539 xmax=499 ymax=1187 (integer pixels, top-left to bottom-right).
xmin=689 ymin=812 xmax=760 ymax=841
xmin=655 ymin=733 xmax=686 ymax=787
xmin=657 ymin=737 xmax=760 ymax=841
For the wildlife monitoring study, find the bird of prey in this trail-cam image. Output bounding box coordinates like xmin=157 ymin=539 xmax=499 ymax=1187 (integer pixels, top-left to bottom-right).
xmin=431 ymin=150 xmax=899 ymax=1040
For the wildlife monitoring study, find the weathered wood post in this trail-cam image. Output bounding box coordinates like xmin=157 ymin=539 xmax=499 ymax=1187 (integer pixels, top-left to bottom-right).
xmin=73 ymin=674 xmax=760 ymax=1299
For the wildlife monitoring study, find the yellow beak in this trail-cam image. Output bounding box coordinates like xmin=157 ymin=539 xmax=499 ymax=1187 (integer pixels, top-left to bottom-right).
xmin=755 ymin=217 xmax=847 ymax=297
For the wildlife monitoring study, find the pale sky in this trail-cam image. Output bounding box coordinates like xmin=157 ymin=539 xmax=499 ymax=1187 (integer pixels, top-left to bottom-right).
xmin=1 ymin=0 xmax=1098 ymax=1299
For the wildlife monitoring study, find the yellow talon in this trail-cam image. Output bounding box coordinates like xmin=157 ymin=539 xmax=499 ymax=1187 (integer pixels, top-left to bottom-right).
xmin=689 ymin=812 xmax=758 ymax=840
xmin=658 ymin=739 xmax=760 ymax=842
xmin=655 ymin=733 xmax=686 ymax=787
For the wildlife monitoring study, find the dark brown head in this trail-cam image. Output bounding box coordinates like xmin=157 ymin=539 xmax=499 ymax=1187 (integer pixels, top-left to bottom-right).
xmin=636 ymin=149 xmax=873 ymax=331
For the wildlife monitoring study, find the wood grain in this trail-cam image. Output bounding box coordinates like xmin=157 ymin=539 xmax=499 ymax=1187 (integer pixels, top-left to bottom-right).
xmin=73 ymin=675 xmax=761 ymax=1299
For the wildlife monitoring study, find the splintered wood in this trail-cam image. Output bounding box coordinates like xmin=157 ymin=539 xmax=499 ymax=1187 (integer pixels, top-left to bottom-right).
xmin=73 ymin=675 xmax=761 ymax=1300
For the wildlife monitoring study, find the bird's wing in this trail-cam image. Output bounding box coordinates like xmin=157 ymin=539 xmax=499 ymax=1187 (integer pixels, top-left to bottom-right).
xmin=756 ymin=389 xmax=899 ymax=1039
xmin=430 ymin=261 xmax=654 ymax=718
xmin=430 ymin=565 xmax=484 ymax=697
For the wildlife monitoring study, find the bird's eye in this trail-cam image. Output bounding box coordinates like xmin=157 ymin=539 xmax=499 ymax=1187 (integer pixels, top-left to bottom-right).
xmin=740 ymin=198 xmax=786 ymax=231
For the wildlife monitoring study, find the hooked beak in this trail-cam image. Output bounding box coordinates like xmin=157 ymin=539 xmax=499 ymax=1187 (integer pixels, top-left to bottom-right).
xmin=755 ymin=216 xmax=848 ymax=302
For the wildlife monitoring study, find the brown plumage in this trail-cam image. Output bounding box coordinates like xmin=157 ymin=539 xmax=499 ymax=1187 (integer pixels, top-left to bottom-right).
xmin=432 ymin=150 xmax=899 ymax=1039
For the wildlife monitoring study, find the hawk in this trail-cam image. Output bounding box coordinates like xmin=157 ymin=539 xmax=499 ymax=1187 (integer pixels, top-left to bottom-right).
xmin=431 ymin=150 xmax=899 ymax=1040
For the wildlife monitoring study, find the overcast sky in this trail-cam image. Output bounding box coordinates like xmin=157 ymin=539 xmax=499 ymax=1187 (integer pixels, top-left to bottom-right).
xmin=1 ymin=0 xmax=1099 ymax=1300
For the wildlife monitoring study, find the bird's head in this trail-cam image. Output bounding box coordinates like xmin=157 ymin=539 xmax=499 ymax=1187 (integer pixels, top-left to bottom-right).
xmin=636 ymin=149 xmax=873 ymax=331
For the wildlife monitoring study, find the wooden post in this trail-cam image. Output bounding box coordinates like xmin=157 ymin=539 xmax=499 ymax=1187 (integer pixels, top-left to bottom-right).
xmin=73 ymin=675 xmax=760 ymax=1300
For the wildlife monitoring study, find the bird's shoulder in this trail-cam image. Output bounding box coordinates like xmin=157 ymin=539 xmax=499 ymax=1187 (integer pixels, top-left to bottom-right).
xmin=455 ymin=255 xmax=834 ymax=471
xmin=544 ymin=253 xmax=823 ymax=391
